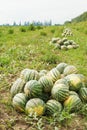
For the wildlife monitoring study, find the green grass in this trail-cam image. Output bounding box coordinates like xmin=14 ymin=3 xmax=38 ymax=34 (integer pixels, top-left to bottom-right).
xmin=0 ymin=23 xmax=87 ymax=130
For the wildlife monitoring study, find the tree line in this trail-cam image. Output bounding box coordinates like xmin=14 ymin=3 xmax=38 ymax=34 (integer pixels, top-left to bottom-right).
xmin=1 ymin=20 xmax=52 ymax=26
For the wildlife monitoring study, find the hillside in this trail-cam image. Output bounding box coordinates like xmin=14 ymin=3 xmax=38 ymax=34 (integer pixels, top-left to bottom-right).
xmin=71 ymin=11 xmax=87 ymax=23
xmin=0 ymin=23 xmax=87 ymax=130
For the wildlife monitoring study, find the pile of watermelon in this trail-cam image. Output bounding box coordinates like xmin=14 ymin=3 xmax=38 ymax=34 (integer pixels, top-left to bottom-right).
xmin=62 ymin=28 xmax=73 ymax=37
xmin=50 ymin=37 xmax=79 ymax=50
xmin=10 ymin=63 xmax=87 ymax=117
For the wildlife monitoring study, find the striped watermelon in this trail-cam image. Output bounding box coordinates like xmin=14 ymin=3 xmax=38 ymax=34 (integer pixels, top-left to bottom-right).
xmin=64 ymin=95 xmax=82 ymax=112
xmin=65 ymin=74 xmax=82 ymax=91
xmin=56 ymin=62 xmax=68 ymax=74
xmin=47 ymin=67 xmax=60 ymax=82
xmin=51 ymin=83 xmax=69 ymax=102
xmin=69 ymin=91 xmax=79 ymax=97
xmin=10 ymin=78 xmax=25 ymax=97
xmin=77 ymin=74 xmax=87 ymax=87
xmin=20 ymin=68 xmax=31 ymax=82
xmin=39 ymin=70 xmax=48 ymax=77
xmin=12 ymin=93 xmax=28 ymax=112
xmin=79 ymin=87 xmax=87 ymax=102
xmin=25 ymin=98 xmax=45 ymax=116
xmin=20 ymin=69 xmax=39 ymax=82
xmin=63 ymin=65 xmax=78 ymax=76
xmin=54 ymin=78 xmax=69 ymax=88
xmin=39 ymin=76 xmax=53 ymax=93
xmin=24 ymin=80 xmax=43 ymax=98
xmin=46 ymin=99 xmax=62 ymax=115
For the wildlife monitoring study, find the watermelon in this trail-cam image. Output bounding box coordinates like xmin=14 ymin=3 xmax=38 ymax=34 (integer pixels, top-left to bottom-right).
xmin=65 ymin=74 xmax=83 ymax=91
xmin=54 ymin=78 xmax=69 ymax=88
xmin=39 ymin=70 xmax=48 ymax=77
xmin=25 ymin=98 xmax=45 ymax=116
xmin=79 ymin=87 xmax=87 ymax=102
xmin=56 ymin=62 xmax=68 ymax=74
xmin=46 ymin=99 xmax=62 ymax=115
xmin=67 ymin=45 xmax=73 ymax=49
xmin=51 ymin=83 xmax=69 ymax=102
xmin=64 ymin=95 xmax=82 ymax=112
xmin=47 ymin=67 xmax=60 ymax=82
xmin=12 ymin=93 xmax=28 ymax=112
xmin=20 ymin=69 xmax=39 ymax=82
xmin=39 ymin=76 xmax=53 ymax=93
xmin=69 ymin=91 xmax=79 ymax=97
xmin=24 ymin=80 xmax=43 ymax=98
xmin=61 ymin=45 xmax=67 ymax=50
xmin=10 ymin=78 xmax=25 ymax=97
xmin=20 ymin=68 xmax=31 ymax=82
xmin=77 ymin=74 xmax=87 ymax=87
xmin=63 ymin=65 xmax=78 ymax=76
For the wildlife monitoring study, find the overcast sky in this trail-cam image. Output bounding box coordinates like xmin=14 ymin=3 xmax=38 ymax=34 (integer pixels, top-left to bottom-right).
xmin=0 ymin=0 xmax=87 ymax=25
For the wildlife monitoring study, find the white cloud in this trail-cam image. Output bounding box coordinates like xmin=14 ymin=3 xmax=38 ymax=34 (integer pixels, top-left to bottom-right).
xmin=0 ymin=0 xmax=87 ymax=24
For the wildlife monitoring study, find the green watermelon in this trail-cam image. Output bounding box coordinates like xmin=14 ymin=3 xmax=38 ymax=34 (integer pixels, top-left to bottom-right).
xmin=10 ymin=78 xmax=25 ymax=97
xmin=47 ymin=67 xmax=60 ymax=82
xmin=54 ymin=78 xmax=69 ymax=88
xmin=63 ymin=65 xmax=78 ymax=76
xmin=25 ymin=98 xmax=45 ymax=116
xmin=56 ymin=62 xmax=68 ymax=74
xmin=65 ymin=74 xmax=83 ymax=91
xmin=64 ymin=95 xmax=82 ymax=112
xmin=39 ymin=76 xmax=53 ymax=93
xmin=51 ymin=83 xmax=69 ymax=102
xmin=12 ymin=93 xmax=28 ymax=112
xmin=39 ymin=70 xmax=48 ymax=77
xmin=46 ymin=99 xmax=62 ymax=115
xmin=20 ymin=69 xmax=39 ymax=82
xmin=77 ymin=74 xmax=87 ymax=87
xmin=24 ymin=80 xmax=43 ymax=98
xmin=79 ymin=87 xmax=87 ymax=102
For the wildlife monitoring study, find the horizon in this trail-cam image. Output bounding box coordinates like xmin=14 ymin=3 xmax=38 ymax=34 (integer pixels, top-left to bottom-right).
xmin=0 ymin=0 xmax=87 ymax=25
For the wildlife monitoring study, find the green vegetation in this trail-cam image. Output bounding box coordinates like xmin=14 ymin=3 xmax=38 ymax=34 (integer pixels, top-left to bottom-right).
xmin=8 ymin=29 xmax=14 ymax=34
xmin=71 ymin=11 xmax=87 ymax=23
xmin=0 ymin=22 xmax=87 ymax=129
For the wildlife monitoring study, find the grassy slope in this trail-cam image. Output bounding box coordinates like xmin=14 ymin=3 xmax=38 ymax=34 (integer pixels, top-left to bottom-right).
xmin=0 ymin=23 xmax=87 ymax=130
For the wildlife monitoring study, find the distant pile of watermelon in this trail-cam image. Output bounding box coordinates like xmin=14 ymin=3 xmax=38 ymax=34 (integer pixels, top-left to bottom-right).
xmin=62 ymin=28 xmax=73 ymax=37
xmin=10 ymin=63 xmax=87 ymax=117
xmin=50 ymin=37 xmax=79 ymax=50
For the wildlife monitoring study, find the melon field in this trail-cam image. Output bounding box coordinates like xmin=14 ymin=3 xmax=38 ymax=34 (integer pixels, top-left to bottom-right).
xmin=0 ymin=22 xmax=87 ymax=130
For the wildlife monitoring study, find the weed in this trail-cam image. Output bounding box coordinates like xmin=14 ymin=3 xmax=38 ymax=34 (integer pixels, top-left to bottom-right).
xmin=52 ymin=109 xmax=72 ymax=126
xmin=20 ymin=27 xmax=26 ymax=32
xmin=0 ymin=31 xmax=2 ymax=37
xmin=0 ymin=55 xmax=11 ymax=67
xmin=28 ymin=24 xmax=36 ymax=31
xmin=36 ymin=118 xmax=44 ymax=130
xmin=37 ymin=26 xmax=43 ymax=30
xmin=51 ymin=29 xmax=55 ymax=33
xmin=8 ymin=29 xmax=14 ymax=34
xmin=79 ymin=104 xmax=87 ymax=118
xmin=40 ymin=31 xmax=47 ymax=36
xmin=41 ymin=53 xmax=60 ymax=64
xmin=84 ymin=29 xmax=87 ymax=34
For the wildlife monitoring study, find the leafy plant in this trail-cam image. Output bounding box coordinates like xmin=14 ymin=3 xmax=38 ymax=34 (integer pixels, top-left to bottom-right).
xmin=8 ymin=29 xmax=14 ymax=34
xmin=51 ymin=29 xmax=55 ymax=33
xmin=36 ymin=118 xmax=44 ymax=130
xmin=28 ymin=24 xmax=36 ymax=31
xmin=53 ymin=108 xmax=72 ymax=126
xmin=41 ymin=53 xmax=60 ymax=64
xmin=79 ymin=104 xmax=87 ymax=118
xmin=37 ymin=26 xmax=43 ymax=30
xmin=0 ymin=31 xmax=2 ymax=37
xmin=20 ymin=27 xmax=26 ymax=32
xmin=40 ymin=31 xmax=47 ymax=36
